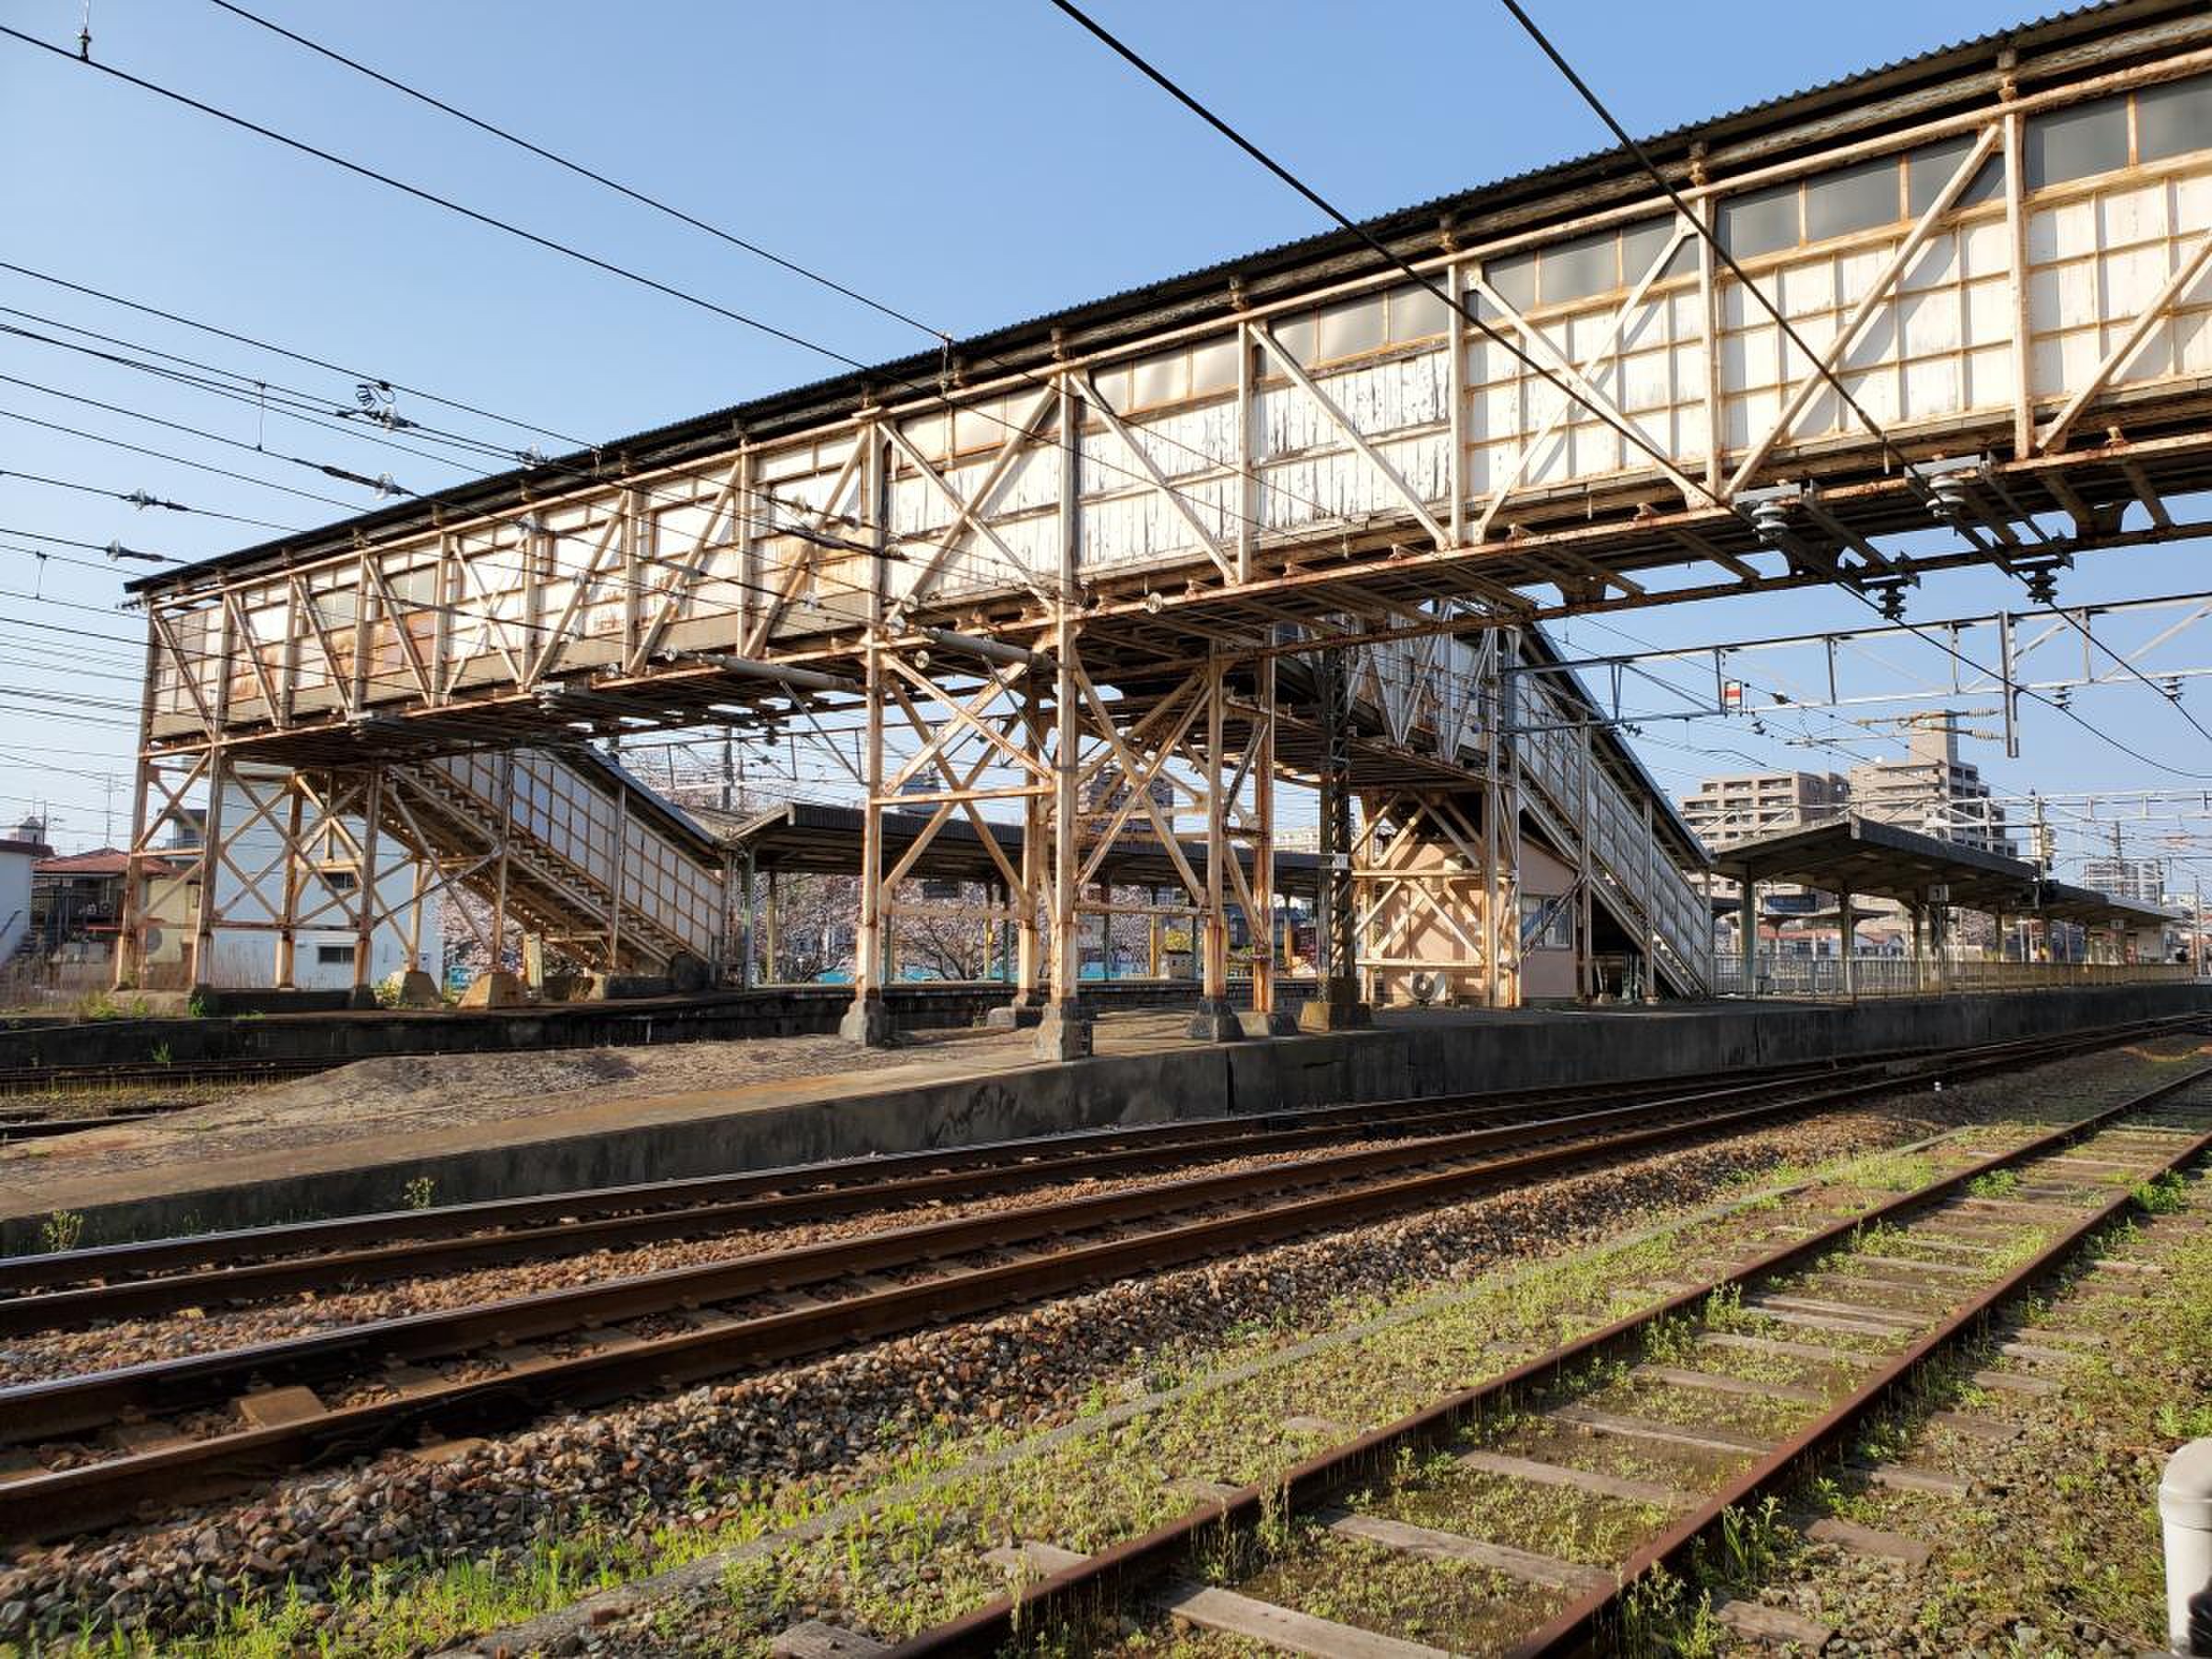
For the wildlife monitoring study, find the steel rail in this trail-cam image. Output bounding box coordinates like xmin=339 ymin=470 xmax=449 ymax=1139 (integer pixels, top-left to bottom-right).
xmin=0 ymin=1062 xmax=1908 ymax=1331
xmin=879 ymin=1062 xmax=2212 ymax=1656
xmin=0 ymin=1056 xmax=333 ymax=1096
xmin=0 ymin=1025 xmax=2175 ymax=1545
xmin=9 ymin=1014 xmax=2185 ymax=1296
xmin=0 ymin=1077 xmax=1924 ymax=1439
xmin=0 ymin=1107 xmax=194 ymax=1142
xmin=0 ymin=1055 xmax=1900 ymax=1294
xmin=1509 ymin=1122 xmax=2212 ymax=1653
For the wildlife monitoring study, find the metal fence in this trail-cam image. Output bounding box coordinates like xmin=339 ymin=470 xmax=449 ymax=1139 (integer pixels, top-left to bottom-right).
xmin=1713 ymin=953 xmax=2199 ymax=999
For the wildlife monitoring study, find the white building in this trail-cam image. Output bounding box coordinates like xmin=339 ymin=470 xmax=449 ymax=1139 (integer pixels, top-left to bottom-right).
xmin=156 ymin=771 xmax=441 ymax=992
xmin=0 ymin=815 xmax=50 ymax=967
xmin=2078 ymin=855 xmax=2165 ymax=907
xmin=1678 ymin=771 xmax=1848 ymax=851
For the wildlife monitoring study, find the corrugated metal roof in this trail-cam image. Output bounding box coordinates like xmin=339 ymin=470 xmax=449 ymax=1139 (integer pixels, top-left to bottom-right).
xmin=132 ymin=0 xmax=2180 ymax=594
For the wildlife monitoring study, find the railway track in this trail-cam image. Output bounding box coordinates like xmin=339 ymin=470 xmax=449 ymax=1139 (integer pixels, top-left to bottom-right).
xmin=6 ymin=1016 xmax=2187 ymax=1310
xmin=0 ymin=1018 xmax=2189 ymax=1548
xmin=876 ymin=1065 xmax=2212 ymax=1657
xmin=0 ymin=1103 xmax=200 ymax=1142
xmin=0 ymin=1054 xmax=331 ymax=1099
xmin=0 ymin=1059 xmax=1926 ymax=1328
xmin=0 ymin=1052 xmax=1853 ymax=1297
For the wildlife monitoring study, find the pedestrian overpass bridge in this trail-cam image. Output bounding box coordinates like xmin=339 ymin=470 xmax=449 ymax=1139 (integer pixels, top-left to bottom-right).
xmin=112 ymin=2 xmax=2212 ymax=1042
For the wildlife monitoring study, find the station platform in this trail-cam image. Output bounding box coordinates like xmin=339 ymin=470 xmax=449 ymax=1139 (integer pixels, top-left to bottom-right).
xmin=4 ymin=982 xmax=2206 ymax=1253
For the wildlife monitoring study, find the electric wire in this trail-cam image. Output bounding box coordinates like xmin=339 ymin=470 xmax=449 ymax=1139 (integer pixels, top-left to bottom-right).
xmin=0 ymin=465 xmax=302 ymax=533
xmin=0 ymin=25 xmax=1345 ymax=587
xmin=0 ymin=403 xmax=375 ymax=512
xmin=204 ymin=0 xmax=954 ymax=350
xmin=1491 ymin=0 xmax=2212 ymax=771
xmin=1041 ymin=0 xmax=1717 ymax=506
xmin=178 ymin=6 xmax=1435 ymax=567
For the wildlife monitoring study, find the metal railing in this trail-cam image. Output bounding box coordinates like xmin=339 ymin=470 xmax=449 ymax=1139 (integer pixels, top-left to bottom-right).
xmin=1714 ymin=952 xmax=2198 ymax=998
xmin=1513 ymin=665 xmax=1715 ymax=995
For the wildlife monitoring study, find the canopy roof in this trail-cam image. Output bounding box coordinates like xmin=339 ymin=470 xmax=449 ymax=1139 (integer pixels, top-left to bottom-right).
xmin=1714 ymin=815 xmax=2172 ymax=929
xmin=698 ymin=799 xmax=1324 ymax=900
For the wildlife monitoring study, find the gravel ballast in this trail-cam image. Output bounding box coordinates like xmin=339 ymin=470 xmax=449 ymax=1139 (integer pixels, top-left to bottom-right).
xmin=1 ymin=1038 xmax=2201 ymax=1653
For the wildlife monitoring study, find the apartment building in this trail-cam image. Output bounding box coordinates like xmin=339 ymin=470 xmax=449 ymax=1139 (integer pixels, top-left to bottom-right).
xmin=1845 ymin=725 xmax=2015 ymax=855
xmin=2078 ymin=855 xmax=2166 ymax=906
xmin=1677 ymin=771 xmax=1848 ymax=851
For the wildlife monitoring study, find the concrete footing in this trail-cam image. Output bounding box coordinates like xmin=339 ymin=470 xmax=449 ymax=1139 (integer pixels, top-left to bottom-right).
xmin=982 ymin=1001 xmax=1043 ymax=1030
xmin=457 ymin=971 xmax=523 ymax=1009
xmin=1241 ymin=1007 xmax=1300 ymax=1038
xmin=1298 ymin=994 xmax=1374 ymax=1032
xmin=1033 ymin=1005 xmax=1093 ymax=1060
xmin=1185 ymin=998 xmax=1246 ymax=1042
xmin=394 ymin=971 xmax=443 ymax=1009
xmin=839 ymin=994 xmax=896 ymax=1047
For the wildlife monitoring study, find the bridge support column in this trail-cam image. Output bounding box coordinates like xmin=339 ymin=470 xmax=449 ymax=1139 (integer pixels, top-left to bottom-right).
xmin=986 ymin=682 xmax=1049 ymax=1030
xmin=1035 ymin=604 xmax=1092 ymax=1061
xmin=1186 ymin=653 xmax=1243 ymax=1042
xmin=1838 ymin=887 xmax=1857 ymax=1002
xmin=1300 ymin=647 xmax=1371 ymax=1032
xmin=272 ymin=782 xmax=306 ymax=990
xmin=841 ymin=620 xmax=896 ymax=1048
xmin=1738 ymin=879 xmax=1759 ymax=997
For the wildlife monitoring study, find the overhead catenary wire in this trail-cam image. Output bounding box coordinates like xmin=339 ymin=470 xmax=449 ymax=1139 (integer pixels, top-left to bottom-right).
xmin=1037 ymin=0 xmax=2212 ymax=794
xmin=1041 ymin=0 xmax=1719 ymax=508
xmin=0 ymin=402 xmax=377 ymax=512
xmin=0 ymin=313 xmax=905 ymax=575
xmin=1491 ymin=0 xmax=2212 ymax=764
xmin=181 ymin=6 xmax=1431 ymax=566
xmin=0 ymin=465 xmax=303 ymax=533
xmin=204 ymin=0 xmax=956 ymax=352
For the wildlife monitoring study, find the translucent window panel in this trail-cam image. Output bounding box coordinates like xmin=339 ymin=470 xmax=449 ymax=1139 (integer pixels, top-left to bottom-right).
xmin=1189 ymin=336 xmax=1240 ymax=394
xmin=1616 ymin=218 xmax=1683 ymax=286
xmin=1271 ymin=314 xmax=1318 ymax=365
xmin=1543 ymin=229 xmax=1618 ymax=303
xmin=1483 ymin=251 xmax=1537 ymax=313
xmin=2025 ymin=95 xmax=2130 ymax=189
xmin=2139 ymin=75 xmax=2212 ymax=163
xmin=1718 ymin=182 xmax=1801 ymax=257
xmin=952 ymin=401 xmax=1006 ymax=453
xmin=1386 ymin=284 xmax=1450 ymax=343
xmin=1804 ymin=156 xmax=1903 ymax=240
xmin=1129 ymin=349 xmax=1186 ymax=408
xmin=390 ymin=566 xmax=437 ymax=603
xmin=1315 ymin=295 xmax=1388 ymax=360
xmin=1087 ymin=368 xmax=1133 ymax=414
xmin=1907 ymin=136 xmax=2004 ymax=215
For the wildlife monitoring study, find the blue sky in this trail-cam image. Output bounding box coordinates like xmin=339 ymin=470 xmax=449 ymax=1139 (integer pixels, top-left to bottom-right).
xmin=1 ymin=0 xmax=2206 ymax=880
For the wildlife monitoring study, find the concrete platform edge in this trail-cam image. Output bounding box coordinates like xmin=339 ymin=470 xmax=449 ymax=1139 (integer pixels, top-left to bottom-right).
xmin=6 ymin=982 xmax=2205 ymax=1253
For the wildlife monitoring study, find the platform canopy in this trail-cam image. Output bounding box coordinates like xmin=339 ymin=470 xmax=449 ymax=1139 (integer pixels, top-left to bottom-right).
xmin=699 ymin=799 xmax=1324 ymax=900
xmin=1712 ymin=815 xmax=2171 ymax=929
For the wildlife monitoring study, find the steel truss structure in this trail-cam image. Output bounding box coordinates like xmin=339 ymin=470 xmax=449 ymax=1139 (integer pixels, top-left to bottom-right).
xmin=113 ymin=3 xmax=2212 ymax=1035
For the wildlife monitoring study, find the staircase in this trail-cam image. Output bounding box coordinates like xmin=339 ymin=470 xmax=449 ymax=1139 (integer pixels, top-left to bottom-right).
xmin=1505 ymin=658 xmax=1714 ymax=996
xmin=1294 ymin=622 xmax=1713 ymax=998
xmin=383 ymin=747 xmax=728 ymax=975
